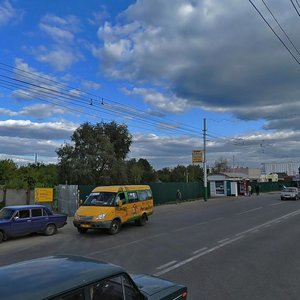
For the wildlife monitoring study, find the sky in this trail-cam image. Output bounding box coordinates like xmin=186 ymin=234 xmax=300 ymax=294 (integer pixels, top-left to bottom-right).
xmin=1 ymin=0 xmax=300 ymax=171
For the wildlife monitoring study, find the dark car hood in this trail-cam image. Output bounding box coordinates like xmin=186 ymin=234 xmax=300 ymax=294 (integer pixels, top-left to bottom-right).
xmin=131 ymin=274 xmax=184 ymax=297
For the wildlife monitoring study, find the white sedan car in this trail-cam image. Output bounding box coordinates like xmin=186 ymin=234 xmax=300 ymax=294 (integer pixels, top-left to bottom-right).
xmin=281 ymin=187 xmax=300 ymax=200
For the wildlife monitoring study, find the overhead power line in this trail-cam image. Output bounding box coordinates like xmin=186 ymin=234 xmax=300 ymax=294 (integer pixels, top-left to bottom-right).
xmin=0 ymin=62 xmax=201 ymax=137
xmin=290 ymin=0 xmax=300 ymax=17
xmin=262 ymin=0 xmax=300 ymax=57
xmin=249 ymin=0 xmax=300 ymax=65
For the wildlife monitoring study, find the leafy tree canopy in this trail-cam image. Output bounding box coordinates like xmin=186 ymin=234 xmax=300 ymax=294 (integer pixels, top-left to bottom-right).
xmin=0 ymin=161 xmax=58 ymax=189
xmin=56 ymin=122 xmax=132 ymax=185
xmin=156 ymin=165 xmax=203 ymax=182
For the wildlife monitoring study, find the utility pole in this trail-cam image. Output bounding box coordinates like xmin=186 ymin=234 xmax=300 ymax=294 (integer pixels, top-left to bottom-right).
xmin=185 ymin=170 xmax=189 ymax=183
xmin=203 ymin=118 xmax=207 ymax=201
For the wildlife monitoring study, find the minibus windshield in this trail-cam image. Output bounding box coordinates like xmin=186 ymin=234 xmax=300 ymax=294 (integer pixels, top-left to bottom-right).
xmin=83 ymin=192 xmax=116 ymax=207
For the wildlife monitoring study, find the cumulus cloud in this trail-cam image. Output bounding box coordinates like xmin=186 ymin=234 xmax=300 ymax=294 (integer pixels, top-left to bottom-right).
xmin=36 ymin=47 xmax=82 ymax=71
xmin=81 ymin=80 xmax=101 ymax=90
xmin=10 ymin=59 xmax=84 ymax=111
xmin=39 ymin=14 xmax=80 ymax=43
xmin=0 ymin=120 xmax=77 ymax=139
xmin=129 ymin=133 xmax=199 ymax=168
xmin=30 ymin=14 xmax=83 ymax=71
xmin=12 ymin=58 xmax=62 ymax=100
xmin=128 ymin=129 xmax=300 ymax=170
xmin=92 ymin=0 xmax=300 ymax=131
xmin=0 ymin=0 xmax=23 ymax=27
xmin=0 ymin=104 xmax=66 ymax=118
xmin=0 ymin=136 xmax=60 ymax=157
xmin=123 ymin=87 xmax=189 ymax=113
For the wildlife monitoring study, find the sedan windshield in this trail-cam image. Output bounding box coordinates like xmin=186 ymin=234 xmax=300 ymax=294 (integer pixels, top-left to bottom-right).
xmin=83 ymin=192 xmax=116 ymax=207
xmin=0 ymin=208 xmax=15 ymax=220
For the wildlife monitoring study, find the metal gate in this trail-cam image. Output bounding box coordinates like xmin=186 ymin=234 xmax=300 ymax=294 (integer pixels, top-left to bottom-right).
xmin=57 ymin=185 xmax=78 ymax=216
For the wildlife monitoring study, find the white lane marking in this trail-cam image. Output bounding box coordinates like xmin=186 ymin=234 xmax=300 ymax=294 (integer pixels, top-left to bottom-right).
xmin=88 ymin=233 xmax=166 ymax=256
xmin=235 ymin=209 xmax=300 ymax=237
xmin=270 ymin=202 xmax=284 ymax=206
xmin=218 ymin=238 xmax=230 ymax=243
xmin=236 ymin=207 xmax=263 ymax=215
xmin=154 ymin=236 xmax=244 ymax=276
xmin=192 ymin=247 xmax=208 ymax=255
xmin=156 ymin=260 xmax=178 ymax=270
xmin=210 ymin=217 xmax=224 ymax=222
xmin=173 ymin=217 xmax=223 ymax=233
xmin=173 ymin=221 xmax=208 ymax=232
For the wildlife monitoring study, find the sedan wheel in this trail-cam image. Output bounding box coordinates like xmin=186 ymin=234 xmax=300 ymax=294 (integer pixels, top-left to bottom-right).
xmin=44 ymin=224 xmax=57 ymax=236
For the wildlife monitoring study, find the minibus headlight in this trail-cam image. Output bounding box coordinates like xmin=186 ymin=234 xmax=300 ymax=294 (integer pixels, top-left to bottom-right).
xmin=97 ymin=213 xmax=106 ymax=220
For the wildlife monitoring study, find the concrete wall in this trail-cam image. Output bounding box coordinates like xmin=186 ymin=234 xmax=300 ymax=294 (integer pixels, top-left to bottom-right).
xmin=0 ymin=189 xmax=34 ymax=207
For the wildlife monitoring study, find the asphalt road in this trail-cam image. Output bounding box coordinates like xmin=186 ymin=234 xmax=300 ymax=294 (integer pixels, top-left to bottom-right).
xmin=1 ymin=192 xmax=300 ymax=299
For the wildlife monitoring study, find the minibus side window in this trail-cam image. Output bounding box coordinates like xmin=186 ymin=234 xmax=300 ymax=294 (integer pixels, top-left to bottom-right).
xmin=116 ymin=192 xmax=127 ymax=205
xmin=137 ymin=190 xmax=148 ymax=201
xmin=128 ymin=192 xmax=138 ymax=203
xmin=146 ymin=190 xmax=152 ymax=200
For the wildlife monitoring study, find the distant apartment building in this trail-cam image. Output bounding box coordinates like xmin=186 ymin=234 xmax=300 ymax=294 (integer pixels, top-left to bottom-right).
xmin=261 ymin=162 xmax=300 ymax=176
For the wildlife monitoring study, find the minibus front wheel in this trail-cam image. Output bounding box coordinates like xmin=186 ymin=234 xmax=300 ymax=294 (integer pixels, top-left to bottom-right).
xmin=77 ymin=227 xmax=88 ymax=234
xmin=109 ymin=219 xmax=121 ymax=235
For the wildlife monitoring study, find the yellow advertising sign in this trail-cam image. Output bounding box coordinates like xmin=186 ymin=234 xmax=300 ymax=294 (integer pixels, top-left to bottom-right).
xmin=34 ymin=188 xmax=54 ymax=203
xmin=192 ymin=150 xmax=203 ymax=163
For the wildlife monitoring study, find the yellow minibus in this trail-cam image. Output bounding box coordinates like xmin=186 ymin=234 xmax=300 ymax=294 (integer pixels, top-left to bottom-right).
xmin=73 ymin=185 xmax=153 ymax=234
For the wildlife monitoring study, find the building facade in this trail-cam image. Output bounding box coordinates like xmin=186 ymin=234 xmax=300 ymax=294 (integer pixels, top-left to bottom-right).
xmin=261 ymin=162 xmax=300 ymax=176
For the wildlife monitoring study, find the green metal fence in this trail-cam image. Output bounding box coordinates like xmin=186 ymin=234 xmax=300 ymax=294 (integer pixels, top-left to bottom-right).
xmin=149 ymin=182 xmax=207 ymax=205
xmin=250 ymin=181 xmax=292 ymax=193
xmin=78 ymin=181 xmax=292 ymax=207
xmin=78 ymin=182 xmax=208 ymax=205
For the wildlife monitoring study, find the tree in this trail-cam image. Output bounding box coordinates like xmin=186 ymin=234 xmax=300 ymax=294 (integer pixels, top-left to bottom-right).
xmin=103 ymin=121 xmax=132 ymax=160
xmin=0 ymin=159 xmax=17 ymax=186
xmin=186 ymin=164 xmax=203 ymax=182
xmin=156 ymin=164 xmax=204 ymax=182
xmin=157 ymin=167 xmax=172 ymax=182
xmin=170 ymin=165 xmax=187 ymax=182
xmin=212 ymin=157 xmax=229 ymax=173
xmin=126 ymin=159 xmax=144 ymax=184
xmin=56 ymin=122 xmax=132 ymax=185
xmin=125 ymin=158 xmax=156 ymax=184
xmin=138 ymin=158 xmax=157 ymax=183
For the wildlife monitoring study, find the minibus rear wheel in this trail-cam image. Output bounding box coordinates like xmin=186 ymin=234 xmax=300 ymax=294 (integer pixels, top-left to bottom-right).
xmin=136 ymin=214 xmax=147 ymax=226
